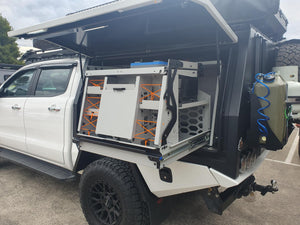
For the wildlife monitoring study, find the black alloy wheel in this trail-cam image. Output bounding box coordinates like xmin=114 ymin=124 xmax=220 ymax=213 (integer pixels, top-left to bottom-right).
xmin=80 ymin=157 xmax=149 ymax=225
xmin=89 ymin=181 xmax=121 ymax=225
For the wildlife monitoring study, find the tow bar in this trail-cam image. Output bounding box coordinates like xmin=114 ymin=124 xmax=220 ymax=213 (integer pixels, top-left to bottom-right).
xmin=253 ymin=180 xmax=278 ymax=196
xmin=202 ymin=175 xmax=279 ymax=215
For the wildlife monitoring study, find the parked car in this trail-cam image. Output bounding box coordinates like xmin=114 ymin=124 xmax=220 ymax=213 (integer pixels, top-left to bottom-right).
xmin=0 ymin=63 xmax=22 ymax=85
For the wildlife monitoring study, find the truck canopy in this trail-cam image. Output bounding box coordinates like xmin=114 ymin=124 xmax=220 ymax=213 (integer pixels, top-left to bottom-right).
xmin=211 ymin=0 xmax=287 ymax=41
xmin=9 ymin=0 xmax=238 ymax=60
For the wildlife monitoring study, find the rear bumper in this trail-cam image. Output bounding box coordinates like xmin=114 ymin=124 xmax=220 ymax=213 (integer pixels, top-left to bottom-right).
xmin=137 ymin=149 xmax=269 ymax=198
xmin=210 ymin=149 xmax=269 ymax=189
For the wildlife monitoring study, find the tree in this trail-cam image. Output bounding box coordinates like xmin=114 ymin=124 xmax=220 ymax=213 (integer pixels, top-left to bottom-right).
xmin=0 ymin=14 xmax=23 ymax=65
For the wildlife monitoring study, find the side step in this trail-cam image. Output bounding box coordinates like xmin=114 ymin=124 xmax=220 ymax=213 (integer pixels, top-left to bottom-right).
xmin=0 ymin=148 xmax=76 ymax=180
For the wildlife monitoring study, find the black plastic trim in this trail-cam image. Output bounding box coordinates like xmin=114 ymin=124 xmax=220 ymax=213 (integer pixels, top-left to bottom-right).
xmin=0 ymin=148 xmax=76 ymax=180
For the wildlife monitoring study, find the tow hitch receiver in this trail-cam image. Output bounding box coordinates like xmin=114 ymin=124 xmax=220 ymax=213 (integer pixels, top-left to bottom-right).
xmin=253 ymin=180 xmax=278 ymax=196
xmin=202 ymin=176 xmax=279 ymax=215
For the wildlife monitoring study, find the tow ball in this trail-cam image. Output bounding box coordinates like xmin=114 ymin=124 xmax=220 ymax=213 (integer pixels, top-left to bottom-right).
xmin=201 ymin=175 xmax=278 ymax=215
xmin=201 ymin=176 xmax=279 ymax=215
xmin=253 ymin=180 xmax=278 ymax=196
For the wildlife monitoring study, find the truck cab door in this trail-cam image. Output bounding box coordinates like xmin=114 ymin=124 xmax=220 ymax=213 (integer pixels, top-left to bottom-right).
xmin=0 ymin=69 xmax=35 ymax=151
xmin=24 ymin=65 xmax=75 ymax=165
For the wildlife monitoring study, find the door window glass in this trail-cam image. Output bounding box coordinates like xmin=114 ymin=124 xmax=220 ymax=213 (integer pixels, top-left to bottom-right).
xmin=1 ymin=70 xmax=35 ymax=97
xmin=35 ymin=68 xmax=72 ymax=97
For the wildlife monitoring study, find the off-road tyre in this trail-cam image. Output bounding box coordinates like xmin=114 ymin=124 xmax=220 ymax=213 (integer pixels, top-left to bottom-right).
xmin=276 ymin=40 xmax=300 ymax=74
xmin=276 ymin=40 xmax=300 ymax=137
xmin=79 ymin=157 xmax=149 ymax=225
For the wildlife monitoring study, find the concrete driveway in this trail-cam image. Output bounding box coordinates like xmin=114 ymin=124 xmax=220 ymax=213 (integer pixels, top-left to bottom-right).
xmin=0 ymin=131 xmax=299 ymax=225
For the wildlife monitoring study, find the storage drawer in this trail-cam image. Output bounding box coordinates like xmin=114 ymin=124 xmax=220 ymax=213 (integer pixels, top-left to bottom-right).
xmin=96 ymin=79 xmax=140 ymax=140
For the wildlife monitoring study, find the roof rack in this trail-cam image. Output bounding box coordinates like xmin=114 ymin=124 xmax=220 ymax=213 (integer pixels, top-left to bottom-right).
xmin=22 ymin=49 xmax=79 ymax=64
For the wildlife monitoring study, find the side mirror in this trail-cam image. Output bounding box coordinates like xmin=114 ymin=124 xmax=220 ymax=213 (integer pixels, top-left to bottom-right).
xmin=4 ymin=75 xmax=10 ymax=81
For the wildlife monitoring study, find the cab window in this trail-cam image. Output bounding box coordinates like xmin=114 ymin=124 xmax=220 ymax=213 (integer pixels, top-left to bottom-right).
xmin=35 ymin=68 xmax=72 ymax=97
xmin=1 ymin=70 xmax=35 ymax=97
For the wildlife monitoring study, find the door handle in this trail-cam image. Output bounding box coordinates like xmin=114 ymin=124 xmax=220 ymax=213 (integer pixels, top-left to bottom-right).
xmin=48 ymin=105 xmax=61 ymax=112
xmin=12 ymin=104 xmax=21 ymax=110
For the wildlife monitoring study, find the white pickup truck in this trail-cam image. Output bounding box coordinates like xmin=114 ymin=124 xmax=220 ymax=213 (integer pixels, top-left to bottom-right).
xmin=0 ymin=0 xmax=295 ymax=225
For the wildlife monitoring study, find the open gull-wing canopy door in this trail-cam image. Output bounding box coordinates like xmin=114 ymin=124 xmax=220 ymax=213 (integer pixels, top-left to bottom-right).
xmin=9 ymin=0 xmax=237 ymax=61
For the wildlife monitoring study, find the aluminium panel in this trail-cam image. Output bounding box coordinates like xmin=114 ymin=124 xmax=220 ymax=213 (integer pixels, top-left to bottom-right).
xmin=139 ymin=100 xmax=160 ymax=110
xmin=8 ymin=0 xmax=163 ymax=38
xmin=273 ymin=66 xmax=299 ymax=82
xmin=191 ymin=0 xmax=238 ymax=43
xmin=210 ymin=150 xmax=269 ymax=188
xmin=179 ymin=100 xmax=209 ymax=109
xmin=79 ymin=140 xmax=157 ymax=168
xmin=86 ymin=67 xmax=166 ymax=77
xmin=10 ymin=1 xmax=238 ymax=60
xmin=96 ymin=77 xmax=140 ymax=140
xmin=9 ymin=0 xmax=237 ymax=44
xmin=138 ymin=161 xmax=218 ymax=197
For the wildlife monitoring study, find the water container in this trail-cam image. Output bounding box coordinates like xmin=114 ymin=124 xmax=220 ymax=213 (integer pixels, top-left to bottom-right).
xmin=254 ymin=75 xmax=287 ymax=144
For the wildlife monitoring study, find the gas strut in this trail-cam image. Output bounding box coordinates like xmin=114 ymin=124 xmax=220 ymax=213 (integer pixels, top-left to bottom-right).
xmin=253 ymin=180 xmax=279 ymax=196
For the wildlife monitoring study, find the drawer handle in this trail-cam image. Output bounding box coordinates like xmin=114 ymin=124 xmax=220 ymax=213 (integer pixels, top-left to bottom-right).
xmin=113 ymin=88 xmax=126 ymax=91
